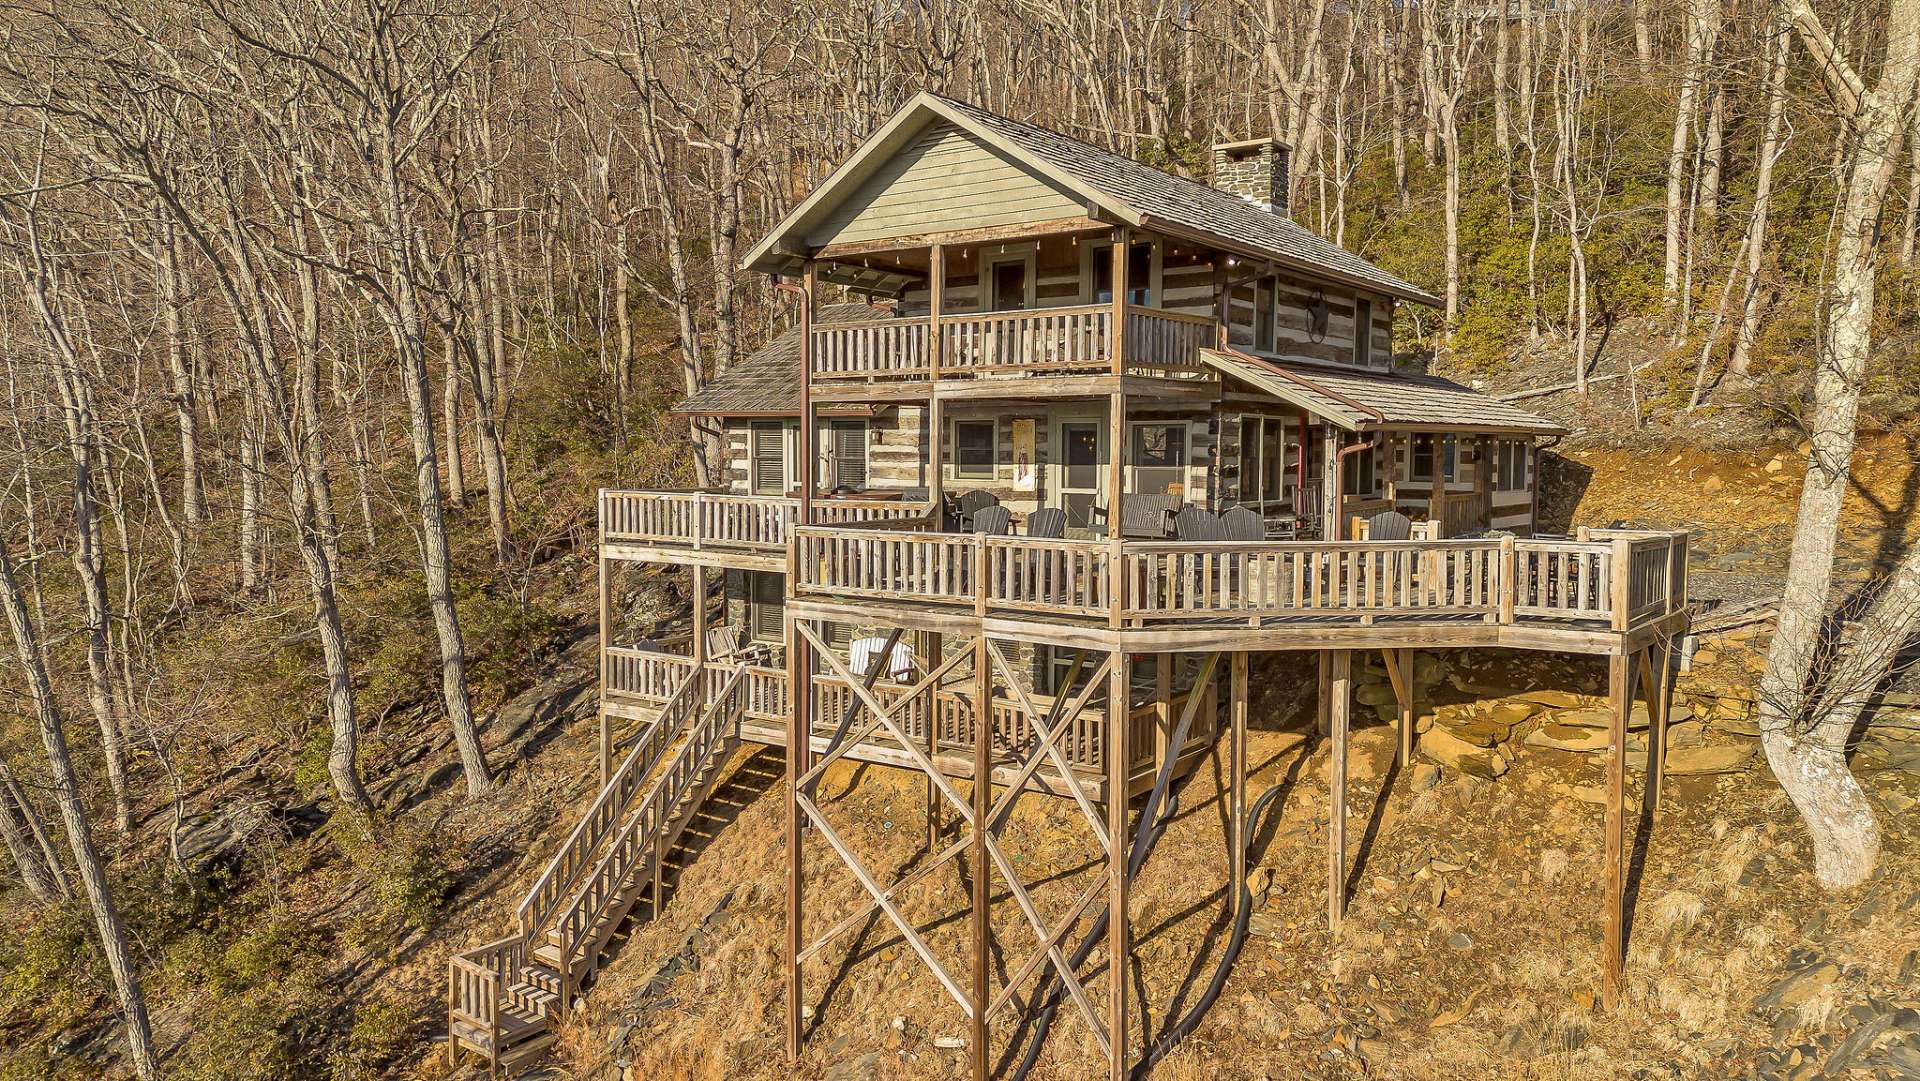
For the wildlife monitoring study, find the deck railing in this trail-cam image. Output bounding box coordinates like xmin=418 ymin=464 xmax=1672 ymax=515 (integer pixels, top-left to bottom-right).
xmin=611 ymin=658 xmax=1202 ymax=779
xmin=600 ymin=490 xmax=931 ymax=551
xmin=810 ymin=304 xmax=1217 ymax=382
xmin=792 ymin=527 xmax=1689 ymax=632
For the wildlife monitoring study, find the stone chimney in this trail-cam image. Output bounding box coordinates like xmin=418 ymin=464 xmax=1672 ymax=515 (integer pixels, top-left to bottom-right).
xmin=1210 ymin=137 xmax=1290 ymax=218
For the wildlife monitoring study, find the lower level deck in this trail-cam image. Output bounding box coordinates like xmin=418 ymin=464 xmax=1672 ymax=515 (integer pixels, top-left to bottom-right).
xmin=602 ymin=652 xmax=1219 ymax=802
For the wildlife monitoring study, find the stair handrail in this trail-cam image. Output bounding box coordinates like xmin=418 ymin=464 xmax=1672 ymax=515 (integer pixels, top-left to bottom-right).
xmin=549 ymin=664 xmax=747 ymax=1005
xmin=517 ymin=664 xmax=707 ymax=939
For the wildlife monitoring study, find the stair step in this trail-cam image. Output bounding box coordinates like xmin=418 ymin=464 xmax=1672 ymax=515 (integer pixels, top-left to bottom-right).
xmin=450 ymin=1003 xmax=548 ymax=1053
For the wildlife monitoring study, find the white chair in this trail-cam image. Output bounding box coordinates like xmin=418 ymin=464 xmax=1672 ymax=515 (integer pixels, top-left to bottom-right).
xmin=850 ymin=637 xmax=915 ymax=682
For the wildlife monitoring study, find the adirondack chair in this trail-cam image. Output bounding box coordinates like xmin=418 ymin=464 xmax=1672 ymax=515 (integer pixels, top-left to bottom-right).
xmin=955 ymin=489 xmax=999 ymax=531
xmin=1221 ymin=506 xmax=1265 ymax=541
xmin=1365 ymin=510 xmax=1413 ymax=542
xmin=971 ymin=505 xmax=1013 ymax=535
xmin=1026 ymin=507 xmax=1067 ymax=538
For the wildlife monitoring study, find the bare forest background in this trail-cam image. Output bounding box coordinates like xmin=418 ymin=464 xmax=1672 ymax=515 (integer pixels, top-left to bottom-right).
xmin=0 ymin=0 xmax=1915 ymax=1077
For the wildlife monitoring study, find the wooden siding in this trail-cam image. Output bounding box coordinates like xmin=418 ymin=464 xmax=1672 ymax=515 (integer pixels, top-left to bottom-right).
xmin=1227 ymin=269 xmax=1392 ymax=371
xmin=806 ymin=122 xmax=1085 ymax=249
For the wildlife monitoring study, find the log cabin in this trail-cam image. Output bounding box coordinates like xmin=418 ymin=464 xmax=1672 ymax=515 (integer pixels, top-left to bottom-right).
xmin=449 ymin=93 xmax=1690 ymax=1079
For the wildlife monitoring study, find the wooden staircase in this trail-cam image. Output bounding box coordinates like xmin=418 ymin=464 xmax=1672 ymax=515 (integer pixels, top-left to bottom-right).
xmin=448 ymin=664 xmax=748 ymax=1076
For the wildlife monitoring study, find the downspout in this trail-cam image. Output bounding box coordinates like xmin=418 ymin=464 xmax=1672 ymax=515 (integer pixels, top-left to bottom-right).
xmin=773 ymin=274 xmax=810 ymax=499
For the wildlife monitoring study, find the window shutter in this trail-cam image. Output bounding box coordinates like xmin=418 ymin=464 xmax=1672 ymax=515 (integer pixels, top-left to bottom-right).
xmin=751 ymin=423 xmax=784 ymax=494
xmin=748 ymin=572 xmax=784 ymax=643
xmin=833 ymin=422 xmax=868 ymax=490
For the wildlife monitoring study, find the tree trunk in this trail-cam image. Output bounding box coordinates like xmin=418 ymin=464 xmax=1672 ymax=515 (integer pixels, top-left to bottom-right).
xmin=0 ymin=536 xmax=159 ymax=1080
xmin=0 ymin=759 xmax=63 ymax=905
xmin=377 ymin=129 xmax=492 ymax=797
xmin=1755 ymin=0 xmax=1919 ymax=890
xmin=156 ymin=216 xmax=206 ymax=529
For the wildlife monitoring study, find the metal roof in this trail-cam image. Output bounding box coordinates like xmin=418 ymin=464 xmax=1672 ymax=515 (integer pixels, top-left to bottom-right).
xmin=1200 ymin=348 xmax=1568 ymax=436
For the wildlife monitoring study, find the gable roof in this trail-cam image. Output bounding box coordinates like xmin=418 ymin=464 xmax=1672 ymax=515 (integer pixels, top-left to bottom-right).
xmin=743 ymin=93 xmax=1440 ymax=307
xmin=674 ymin=303 xmax=891 ymax=415
xmin=1201 ymin=349 xmax=1567 ymax=436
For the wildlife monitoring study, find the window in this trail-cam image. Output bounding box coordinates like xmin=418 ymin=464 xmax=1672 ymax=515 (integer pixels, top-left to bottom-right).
xmin=1410 ymin=434 xmax=1434 ymax=481
xmin=750 ymin=421 xmax=788 ymax=495
xmin=1091 ymin=242 xmax=1154 ymax=306
xmin=1444 ymin=436 xmax=1458 ymax=482
xmin=1494 ymin=440 xmax=1530 ymax=491
xmin=1342 ymin=446 xmax=1377 ymax=496
xmin=825 ymin=420 xmax=868 ymax=491
xmin=1410 ymin=434 xmax=1457 ymax=484
xmin=1131 ymin=423 xmax=1188 ymax=498
xmin=1240 ymin=416 xmax=1290 ymax=505
xmin=1353 ymin=298 xmax=1373 ymax=367
xmin=747 ymin=571 xmax=784 ymax=643
xmin=1254 ymin=278 xmax=1277 ymax=352
xmin=954 ymin=419 xmax=996 ymax=479
xmin=983 ymin=248 xmax=1035 ymax=311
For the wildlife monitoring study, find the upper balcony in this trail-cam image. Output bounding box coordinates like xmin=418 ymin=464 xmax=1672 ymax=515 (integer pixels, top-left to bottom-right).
xmin=809 ymin=304 xmax=1218 ymax=394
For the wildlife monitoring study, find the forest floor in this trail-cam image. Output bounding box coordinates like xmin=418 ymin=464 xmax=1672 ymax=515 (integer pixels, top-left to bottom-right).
xmin=554 ymin=647 xmax=1920 ymax=1081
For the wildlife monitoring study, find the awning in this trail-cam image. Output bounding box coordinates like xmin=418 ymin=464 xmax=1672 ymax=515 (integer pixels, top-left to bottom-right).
xmin=1199 ymin=348 xmax=1568 ymax=437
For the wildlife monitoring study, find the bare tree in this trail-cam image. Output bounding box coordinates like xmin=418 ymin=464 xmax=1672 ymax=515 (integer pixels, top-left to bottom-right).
xmin=0 ymin=531 xmax=158 ymax=1079
xmin=1754 ymin=0 xmax=1919 ymax=890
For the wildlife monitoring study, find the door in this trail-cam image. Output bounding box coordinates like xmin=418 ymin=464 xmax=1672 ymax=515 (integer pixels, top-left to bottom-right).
xmin=1056 ymin=419 xmax=1103 ymax=531
xmin=991 ymin=260 xmax=1028 ymax=311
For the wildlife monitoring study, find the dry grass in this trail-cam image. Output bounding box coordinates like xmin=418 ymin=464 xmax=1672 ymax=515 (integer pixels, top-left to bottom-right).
xmin=546 ymin=681 xmax=1920 ymax=1081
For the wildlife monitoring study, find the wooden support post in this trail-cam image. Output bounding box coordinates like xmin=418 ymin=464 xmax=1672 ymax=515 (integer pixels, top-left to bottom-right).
xmin=1327 ymin=649 xmax=1351 ymax=936
xmin=1106 ymin=650 xmax=1131 ymax=1081
xmin=927 ymin=631 xmax=943 ymax=847
xmin=598 ymin=549 xmax=612 ymax=787
xmin=929 ymin=243 xmax=946 ymax=510
xmin=1429 ymin=437 xmax=1448 ymax=537
xmin=1315 ymin=651 xmax=1332 ymax=737
xmin=1383 ymin=648 xmax=1414 ymax=768
xmin=1603 ymin=650 xmax=1630 ymax=1011
xmin=788 ymin=257 xmax=819 ymax=1065
xmin=1154 ymin=654 xmax=1172 ymax=774
xmin=1321 ymin=426 xmax=1342 ymax=541
xmin=1230 ymin=651 xmax=1249 ymax=923
xmin=1641 ymin=643 xmax=1672 ymax=810
xmin=786 ymin=613 xmax=811 ymax=1062
xmin=1107 ymin=232 xmax=1128 ymax=631
xmin=1481 ymin=436 xmax=1495 ymax=528
xmin=971 ymin=635 xmax=991 ymax=1081
xmin=691 ymin=565 xmax=708 ymax=667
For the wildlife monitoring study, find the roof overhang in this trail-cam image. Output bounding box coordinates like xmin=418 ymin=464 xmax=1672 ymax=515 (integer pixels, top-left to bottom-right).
xmin=742 ymin=93 xmax=1143 ymax=278
xmin=741 ymin=95 xmax=1442 ymax=309
xmin=1199 ymin=349 xmax=1568 ymax=437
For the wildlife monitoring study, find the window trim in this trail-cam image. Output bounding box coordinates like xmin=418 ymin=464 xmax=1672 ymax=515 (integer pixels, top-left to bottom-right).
xmin=749 ymin=420 xmax=793 ymax=496
xmin=1082 ymin=239 xmax=1161 ymax=307
xmin=1253 ymin=277 xmax=1277 ymax=353
xmin=1342 ymin=444 xmax=1378 ymax=497
xmin=952 ymin=418 xmax=998 ymax=480
xmin=822 ymin=418 xmax=869 ymax=491
xmin=1126 ymin=420 xmax=1191 ymax=497
xmin=980 ymin=244 xmax=1038 ymax=312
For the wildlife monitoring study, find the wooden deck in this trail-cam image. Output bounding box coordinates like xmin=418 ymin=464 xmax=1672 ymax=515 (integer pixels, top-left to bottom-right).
xmin=601 ymin=647 xmax=1214 ymax=799
xmin=597 ymin=488 xmax=1689 ymax=653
